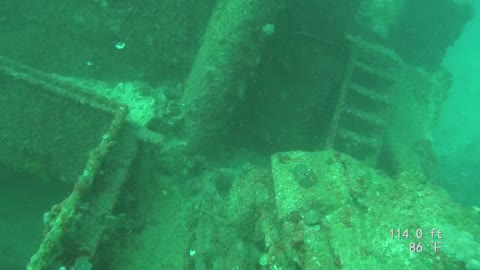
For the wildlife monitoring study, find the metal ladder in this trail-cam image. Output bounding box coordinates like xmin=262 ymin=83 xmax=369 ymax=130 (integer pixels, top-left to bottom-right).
xmin=327 ymin=34 xmax=402 ymax=165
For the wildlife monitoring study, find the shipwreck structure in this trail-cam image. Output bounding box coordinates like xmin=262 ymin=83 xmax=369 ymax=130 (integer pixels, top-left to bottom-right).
xmin=0 ymin=0 xmax=478 ymax=269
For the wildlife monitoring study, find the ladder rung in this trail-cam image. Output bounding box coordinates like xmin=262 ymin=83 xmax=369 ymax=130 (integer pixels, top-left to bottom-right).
xmin=343 ymin=108 xmax=386 ymax=127
xmin=348 ymin=83 xmax=391 ymax=104
xmin=336 ymin=128 xmax=382 ymax=149
xmin=353 ymin=61 xmax=395 ymax=81
xmin=345 ymin=34 xmax=401 ymax=63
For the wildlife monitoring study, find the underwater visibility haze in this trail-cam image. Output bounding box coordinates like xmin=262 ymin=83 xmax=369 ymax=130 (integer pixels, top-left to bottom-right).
xmin=0 ymin=0 xmax=479 ymax=269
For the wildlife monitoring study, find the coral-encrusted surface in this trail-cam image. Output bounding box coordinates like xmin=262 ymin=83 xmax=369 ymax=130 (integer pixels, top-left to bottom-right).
xmin=266 ymin=150 xmax=480 ymax=269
